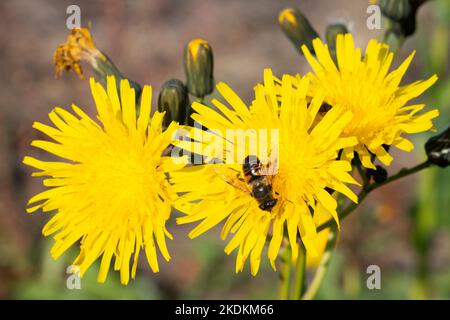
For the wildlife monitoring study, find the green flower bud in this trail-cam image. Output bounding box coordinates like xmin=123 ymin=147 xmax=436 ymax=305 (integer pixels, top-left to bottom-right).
xmin=380 ymin=0 xmax=411 ymax=21
xmin=325 ymin=24 xmax=348 ymax=48
xmin=381 ymin=0 xmax=432 ymax=38
xmin=392 ymin=16 xmax=416 ymax=38
xmin=157 ymin=79 xmax=189 ymax=127
xmin=425 ymin=126 xmax=450 ymax=168
xmin=325 ymin=24 xmax=348 ymax=62
xmin=184 ymin=39 xmax=214 ymax=98
xmin=278 ymin=8 xmax=319 ymax=54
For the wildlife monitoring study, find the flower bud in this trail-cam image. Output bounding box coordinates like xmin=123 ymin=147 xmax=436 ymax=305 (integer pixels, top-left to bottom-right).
xmin=392 ymin=17 xmax=416 ymax=38
xmin=158 ymin=79 xmax=190 ymax=127
xmin=381 ymin=0 xmax=432 ymax=38
xmin=278 ymin=8 xmax=319 ymax=54
xmin=325 ymin=24 xmax=348 ymax=48
xmin=325 ymin=24 xmax=348 ymax=62
xmin=184 ymin=39 xmax=214 ymax=98
xmin=425 ymin=126 xmax=450 ymax=168
xmin=380 ymin=0 xmax=411 ymax=21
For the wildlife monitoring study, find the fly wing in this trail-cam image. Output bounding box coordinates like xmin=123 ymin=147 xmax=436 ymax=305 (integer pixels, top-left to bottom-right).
xmin=213 ymin=165 xmax=251 ymax=194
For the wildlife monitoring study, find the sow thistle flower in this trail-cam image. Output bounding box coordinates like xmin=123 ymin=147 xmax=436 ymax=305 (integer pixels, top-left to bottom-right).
xmin=23 ymin=76 xmax=186 ymax=284
xmin=301 ymin=33 xmax=439 ymax=169
xmin=170 ymin=69 xmax=360 ymax=275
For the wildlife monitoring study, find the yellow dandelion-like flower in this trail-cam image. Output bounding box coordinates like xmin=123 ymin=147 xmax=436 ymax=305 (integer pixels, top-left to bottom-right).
xmin=170 ymin=69 xmax=360 ymax=275
xmin=23 ymin=76 xmax=185 ymax=284
xmin=301 ymin=33 xmax=439 ymax=168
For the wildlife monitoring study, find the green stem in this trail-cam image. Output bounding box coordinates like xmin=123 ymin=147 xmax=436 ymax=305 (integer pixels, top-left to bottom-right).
xmin=302 ymin=229 xmax=337 ymax=300
xmin=317 ymin=160 xmax=432 ymax=232
xmin=292 ymin=243 xmax=306 ymax=299
xmin=279 ymin=246 xmax=292 ymax=300
xmin=382 ymin=20 xmax=405 ymax=55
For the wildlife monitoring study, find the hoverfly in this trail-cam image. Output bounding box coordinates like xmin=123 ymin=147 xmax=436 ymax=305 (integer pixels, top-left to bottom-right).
xmin=216 ymin=154 xmax=279 ymax=212
xmin=242 ymin=155 xmax=278 ymax=211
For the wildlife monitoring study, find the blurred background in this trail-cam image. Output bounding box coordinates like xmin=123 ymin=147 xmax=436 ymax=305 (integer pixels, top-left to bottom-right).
xmin=0 ymin=0 xmax=448 ymax=299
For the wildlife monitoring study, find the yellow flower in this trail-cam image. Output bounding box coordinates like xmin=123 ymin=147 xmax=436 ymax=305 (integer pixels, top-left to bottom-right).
xmin=54 ymin=27 xmax=105 ymax=78
xmin=170 ymin=69 xmax=359 ymax=275
xmin=301 ymin=33 xmax=439 ymax=168
xmin=23 ymin=76 xmax=185 ymax=284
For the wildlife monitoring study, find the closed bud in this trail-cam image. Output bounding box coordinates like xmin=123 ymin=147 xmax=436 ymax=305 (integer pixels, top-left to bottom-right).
xmin=381 ymin=0 xmax=432 ymax=38
xmin=380 ymin=0 xmax=411 ymax=21
xmin=278 ymin=8 xmax=319 ymax=54
xmin=158 ymin=79 xmax=189 ymax=127
xmin=425 ymin=126 xmax=450 ymax=168
xmin=184 ymin=39 xmax=214 ymax=98
xmin=325 ymin=24 xmax=348 ymax=62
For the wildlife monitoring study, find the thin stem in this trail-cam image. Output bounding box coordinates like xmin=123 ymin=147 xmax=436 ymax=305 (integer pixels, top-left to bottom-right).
xmin=302 ymin=229 xmax=337 ymax=300
xmin=317 ymin=160 xmax=432 ymax=232
xmin=292 ymin=243 xmax=306 ymax=300
xmin=279 ymin=246 xmax=292 ymax=300
xmin=382 ymin=20 xmax=405 ymax=55
xmin=368 ymin=160 xmax=431 ymax=191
